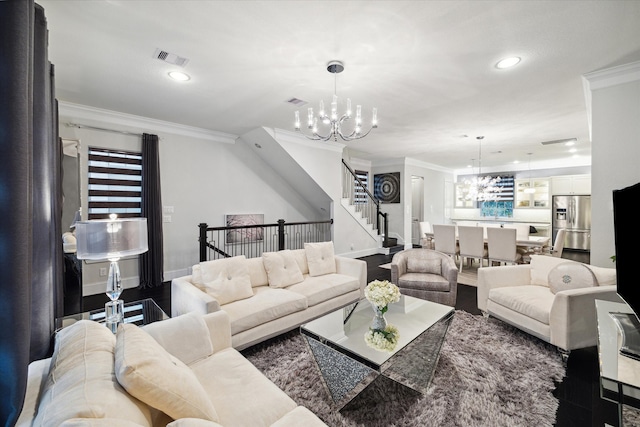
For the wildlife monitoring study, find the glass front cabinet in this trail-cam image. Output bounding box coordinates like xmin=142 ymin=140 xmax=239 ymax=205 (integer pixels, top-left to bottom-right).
xmin=515 ymin=178 xmax=550 ymax=208
xmin=454 ymin=182 xmax=476 ymax=208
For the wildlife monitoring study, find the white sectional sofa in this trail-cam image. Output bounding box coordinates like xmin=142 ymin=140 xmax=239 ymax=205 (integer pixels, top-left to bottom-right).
xmin=17 ymin=310 xmax=328 ymax=427
xmin=172 ymin=242 xmax=367 ymax=350
xmin=478 ymin=254 xmax=622 ymax=353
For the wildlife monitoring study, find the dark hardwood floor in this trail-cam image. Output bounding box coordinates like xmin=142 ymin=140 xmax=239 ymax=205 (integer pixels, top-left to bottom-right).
xmin=81 ymin=249 xmax=619 ymax=427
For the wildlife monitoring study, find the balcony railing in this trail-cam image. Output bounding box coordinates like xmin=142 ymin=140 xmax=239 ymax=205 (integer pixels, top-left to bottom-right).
xmin=198 ymin=219 xmax=333 ymax=262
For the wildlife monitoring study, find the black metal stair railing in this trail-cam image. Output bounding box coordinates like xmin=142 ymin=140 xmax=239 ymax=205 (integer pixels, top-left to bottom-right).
xmin=198 ymin=219 xmax=333 ymax=262
xmin=341 ymin=159 xmax=389 ymax=247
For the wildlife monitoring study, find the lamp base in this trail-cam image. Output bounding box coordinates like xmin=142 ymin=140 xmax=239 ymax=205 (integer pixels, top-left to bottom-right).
xmin=105 ymin=300 xmax=124 ymax=334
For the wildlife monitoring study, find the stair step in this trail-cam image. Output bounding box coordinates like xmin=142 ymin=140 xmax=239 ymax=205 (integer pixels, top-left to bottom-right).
xmin=383 ymin=237 xmax=398 ymax=247
xmin=387 ymin=245 xmax=404 ymax=255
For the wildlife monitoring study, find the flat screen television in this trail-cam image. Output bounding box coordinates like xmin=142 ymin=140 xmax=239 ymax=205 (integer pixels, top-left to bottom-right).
xmin=612 ymin=182 xmax=640 ymax=359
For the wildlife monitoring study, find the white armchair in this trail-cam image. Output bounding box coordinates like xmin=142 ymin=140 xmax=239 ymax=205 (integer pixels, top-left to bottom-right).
xmin=478 ymin=255 xmax=622 ymax=356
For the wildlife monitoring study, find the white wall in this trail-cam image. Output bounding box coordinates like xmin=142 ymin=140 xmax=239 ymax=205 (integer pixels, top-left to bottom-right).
xmin=584 ymin=61 xmax=640 ymax=267
xmin=370 ymin=158 xmax=455 ymax=248
xmin=60 ymin=104 xmax=329 ymax=295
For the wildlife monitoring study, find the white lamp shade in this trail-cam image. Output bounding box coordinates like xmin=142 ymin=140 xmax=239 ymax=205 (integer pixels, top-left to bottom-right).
xmin=75 ymin=217 xmax=148 ymax=260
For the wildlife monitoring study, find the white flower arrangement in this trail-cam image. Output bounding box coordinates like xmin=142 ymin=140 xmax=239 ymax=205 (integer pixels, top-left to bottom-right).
xmin=364 ymin=324 xmax=400 ymax=352
xmin=364 ymin=280 xmax=401 ymax=313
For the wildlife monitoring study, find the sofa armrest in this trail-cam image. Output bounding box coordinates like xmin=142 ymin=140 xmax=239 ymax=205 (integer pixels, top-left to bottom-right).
xmin=202 ymin=311 xmax=233 ymax=352
xmin=335 ymin=256 xmax=367 ymax=296
xmin=550 ymin=285 xmax=623 ymax=351
xmin=477 ymin=265 xmax=531 ymax=312
xmin=390 ymin=253 xmax=407 ymax=285
xmin=171 ymin=276 xmax=220 ymax=318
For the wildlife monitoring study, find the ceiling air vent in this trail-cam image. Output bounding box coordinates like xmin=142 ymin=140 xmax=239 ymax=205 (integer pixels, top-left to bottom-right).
xmin=153 ymin=49 xmax=189 ymax=67
xmin=286 ymin=98 xmax=307 ymax=106
xmin=540 ymin=138 xmax=577 ymax=145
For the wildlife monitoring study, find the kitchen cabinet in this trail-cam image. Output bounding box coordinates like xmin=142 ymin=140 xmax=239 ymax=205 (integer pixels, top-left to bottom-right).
xmin=515 ymin=178 xmax=550 ymax=208
xmin=454 ymin=182 xmax=476 ymax=208
xmin=551 ymin=175 xmax=591 ymax=195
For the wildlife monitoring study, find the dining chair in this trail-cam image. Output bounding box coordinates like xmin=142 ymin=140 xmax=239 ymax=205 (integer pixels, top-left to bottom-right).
xmin=457 ymin=226 xmax=487 ymax=272
xmin=419 ymin=221 xmax=434 ymax=249
xmin=487 ymin=227 xmax=522 ymax=266
xmin=433 ymin=224 xmax=459 ymax=260
xmin=543 ymin=228 xmax=566 ymax=257
xmin=504 ymin=223 xmax=534 ymax=259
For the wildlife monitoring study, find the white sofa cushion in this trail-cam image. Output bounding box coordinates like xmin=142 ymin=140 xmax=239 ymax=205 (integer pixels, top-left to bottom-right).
xmin=190 ymin=348 xmax=298 ymax=426
xmin=115 ymin=323 xmax=219 ymax=422
xmin=222 ymin=286 xmax=308 ymax=335
xmin=246 ymin=257 xmax=269 ymax=288
xmin=586 ymin=264 xmax=617 ymax=285
xmin=143 ymin=312 xmax=214 ymax=366
xmin=200 ymin=256 xmax=253 ymax=305
xmin=33 ymin=320 xmax=153 ymax=427
xmin=548 ymin=262 xmax=598 ymax=294
xmin=291 ymin=249 xmax=309 ymax=275
xmin=304 ymin=242 xmax=337 ymax=276
xmin=263 ymin=250 xmax=304 ymax=288
xmin=489 ymin=285 xmax=556 ymax=325
xmin=287 ymin=273 xmax=360 ymax=306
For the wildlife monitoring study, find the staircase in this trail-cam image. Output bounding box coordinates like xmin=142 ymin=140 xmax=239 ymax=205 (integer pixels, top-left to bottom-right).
xmin=341 ymin=160 xmax=394 ymax=252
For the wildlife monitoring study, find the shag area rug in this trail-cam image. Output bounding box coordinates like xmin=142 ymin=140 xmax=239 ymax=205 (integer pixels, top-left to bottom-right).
xmin=243 ymin=310 xmax=565 ymax=427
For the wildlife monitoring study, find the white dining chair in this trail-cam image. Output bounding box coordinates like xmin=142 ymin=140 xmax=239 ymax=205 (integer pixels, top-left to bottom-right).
xmin=487 ymin=227 xmax=522 ymax=266
xmin=419 ymin=221 xmax=433 ymax=249
xmin=543 ymin=228 xmax=566 ymax=258
xmin=457 ymin=226 xmax=487 ymax=272
xmin=433 ymin=224 xmax=459 ymax=260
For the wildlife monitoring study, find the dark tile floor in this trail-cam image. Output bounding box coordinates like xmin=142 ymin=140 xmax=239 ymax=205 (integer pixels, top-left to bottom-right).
xmin=81 ymin=249 xmax=620 ymax=427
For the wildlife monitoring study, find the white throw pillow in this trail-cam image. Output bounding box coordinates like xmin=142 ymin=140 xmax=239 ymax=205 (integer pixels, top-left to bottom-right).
xmin=142 ymin=312 xmax=214 ymax=366
xmin=529 ymin=255 xmax=569 ymax=286
xmin=548 ymin=262 xmax=598 ymax=294
xmin=200 ymin=256 xmax=253 ymax=305
xmin=262 ymin=250 xmax=304 ymax=288
xmin=115 ymin=323 xmax=219 ymax=422
xmin=304 ymin=241 xmax=337 ymax=277
xmin=34 ymin=320 xmax=153 ymax=427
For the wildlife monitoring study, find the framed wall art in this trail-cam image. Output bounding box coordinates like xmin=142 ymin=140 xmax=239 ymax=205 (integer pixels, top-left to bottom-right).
xmin=374 ymin=172 xmax=401 ymax=203
xmin=225 ymin=213 xmax=264 ymax=244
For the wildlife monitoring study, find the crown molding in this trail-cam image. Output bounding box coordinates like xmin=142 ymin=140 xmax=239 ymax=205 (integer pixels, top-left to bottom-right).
xmin=58 ymin=101 xmax=237 ymax=144
xmin=583 ymin=60 xmax=640 ymax=90
xmin=581 ymin=60 xmax=640 ymax=142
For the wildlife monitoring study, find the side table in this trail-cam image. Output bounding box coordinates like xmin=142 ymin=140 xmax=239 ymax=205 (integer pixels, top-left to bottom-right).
xmin=59 ymin=298 xmax=169 ymax=331
xmin=595 ymin=299 xmax=640 ymax=425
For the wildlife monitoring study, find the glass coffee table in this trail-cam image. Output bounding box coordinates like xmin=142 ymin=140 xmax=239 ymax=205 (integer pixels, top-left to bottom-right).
xmin=300 ymin=295 xmax=454 ymax=409
xmin=60 ymin=298 xmax=169 ymax=332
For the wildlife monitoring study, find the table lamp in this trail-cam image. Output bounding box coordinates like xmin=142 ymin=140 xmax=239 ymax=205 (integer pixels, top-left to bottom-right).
xmin=75 ymin=214 xmax=148 ymax=330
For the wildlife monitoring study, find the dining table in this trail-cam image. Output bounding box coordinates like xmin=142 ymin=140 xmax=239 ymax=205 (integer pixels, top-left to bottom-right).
xmin=423 ymin=232 xmax=550 ymax=251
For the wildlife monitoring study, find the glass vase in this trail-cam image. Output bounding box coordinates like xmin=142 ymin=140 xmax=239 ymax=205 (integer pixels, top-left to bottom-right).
xmin=371 ymin=303 xmax=387 ymax=330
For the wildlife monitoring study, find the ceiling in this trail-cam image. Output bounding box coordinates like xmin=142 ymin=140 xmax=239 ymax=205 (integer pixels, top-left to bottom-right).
xmin=38 ymin=0 xmax=640 ymax=174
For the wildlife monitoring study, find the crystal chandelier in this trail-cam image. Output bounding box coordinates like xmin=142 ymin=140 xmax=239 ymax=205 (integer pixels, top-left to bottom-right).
xmin=462 ymin=136 xmax=502 ymax=201
xmin=294 ymin=61 xmax=377 ymax=142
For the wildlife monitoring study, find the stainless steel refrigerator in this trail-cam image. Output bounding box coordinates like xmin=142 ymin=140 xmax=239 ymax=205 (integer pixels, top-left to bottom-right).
xmin=552 ymin=195 xmax=591 ymax=251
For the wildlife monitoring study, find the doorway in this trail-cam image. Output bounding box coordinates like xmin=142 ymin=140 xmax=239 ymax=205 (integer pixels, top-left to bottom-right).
xmin=411 ymin=176 xmax=424 ymax=245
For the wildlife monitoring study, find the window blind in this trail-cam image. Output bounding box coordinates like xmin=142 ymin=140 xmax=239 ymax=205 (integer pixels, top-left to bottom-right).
xmin=87 ymin=147 xmax=142 ymax=219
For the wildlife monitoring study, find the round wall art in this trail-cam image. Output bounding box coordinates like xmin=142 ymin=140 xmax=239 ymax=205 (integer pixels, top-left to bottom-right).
xmin=374 ymin=172 xmax=400 ymax=203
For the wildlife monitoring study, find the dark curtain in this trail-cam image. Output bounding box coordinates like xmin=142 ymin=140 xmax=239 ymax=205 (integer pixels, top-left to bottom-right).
xmin=0 ymin=2 xmax=61 ymax=424
xmin=140 ymin=133 xmax=164 ymax=288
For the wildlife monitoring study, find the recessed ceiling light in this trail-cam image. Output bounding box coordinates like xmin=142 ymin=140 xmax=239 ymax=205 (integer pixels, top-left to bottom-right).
xmin=168 ymin=71 xmax=190 ymax=81
xmin=565 ymin=140 xmax=576 ymax=146
xmin=495 ymin=57 xmax=521 ymax=69
xmin=569 ymin=148 xmax=577 ymax=153
xmin=513 ymin=160 xmax=520 ymax=164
